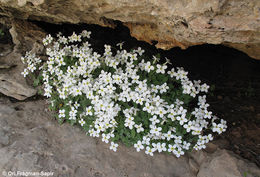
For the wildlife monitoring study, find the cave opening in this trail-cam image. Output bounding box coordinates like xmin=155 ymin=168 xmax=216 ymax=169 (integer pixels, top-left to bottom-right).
xmin=30 ymin=20 xmax=260 ymax=97
xmin=3 ymin=19 xmax=260 ymax=166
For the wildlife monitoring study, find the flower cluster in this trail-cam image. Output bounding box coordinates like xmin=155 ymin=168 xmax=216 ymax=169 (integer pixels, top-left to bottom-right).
xmin=21 ymin=30 xmax=227 ymax=157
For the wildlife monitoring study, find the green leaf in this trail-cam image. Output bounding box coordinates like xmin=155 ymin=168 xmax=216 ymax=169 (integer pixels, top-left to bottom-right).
xmin=33 ymin=78 xmax=40 ymax=87
xmin=131 ymin=129 xmax=136 ymax=138
xmin=37 ymin=89 xmax=43 ymax=95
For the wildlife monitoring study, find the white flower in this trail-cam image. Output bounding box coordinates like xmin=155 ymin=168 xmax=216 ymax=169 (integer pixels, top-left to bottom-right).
xmin=81 ymin=30 xmax=91 ymax=38
xmin=173 ymin=147 xmax=184 ymax=158
xmin=182 ymin=141 xmax=191 ymax=150
xmin=28 ymin=64 xmax=36 ymax=72
xmin=135 ymin=124 xmax=144 ymax=133
xmin=135 ymin=47 xmax=144 ymax=56
xmin=149 ymin=116 xmax=160 ymax=125
xmin=200 ymin=83 xmax=209 ymax=92
xmin=156 ymin=64 xmax=167 ymax=74
xmin=177 ymin=115 xmax=188 ymax=125
xmin=204 ymin=110 xmax=212 ymax=119
xmin=164 ymin=131 xmax=174 ymax=141
xmin=129 ymin=53 xmax=138 ymax=61
xmin=150 ymin=126 xmax=162 ymax=136
xmin=102 ymin=133 xmax=110 ymax=143
xmin=134 ymin=140 xmax=144 ymax=152
xmin=74 ymin=102 xmax=80 ymax=109
xmin=144 ymin=62 xmax=154 ymax=73
xmin=212 ymin=122 xmax=227 ymax=134
xmin=86 ymin=106 xmax=93 ymax=116
xmin=124 ymin=120 xmax=135 ymax=129
xmin=136 ymin=97 xmax=144 ymax=105
xmin=159 ymin=83 xmax=169 ymax=94
xmin=174 ymin=136 xmax=182 ymax=144
xmin=59 ymin=109 xmax=66 ymax=118
xmin=156 ymin=107 xmax=167 ymax=118
xmin=21 ymin=68 xmax=29 ymax=77
xmin=183 ymin=121 xmax=193 ymax=132
xmin=206 ymin=134 xmax=213 ymax=143
xmin=69 ymin=107 xmax=77 ymax=120
xmin=110 ymin=142 xmax=118 ymax=152
xmin=79 ymin=119 xmax=85 ymax=126
xmin=145 ymin=146 xmax=154 ymax=156
xmin=43 ymin=34 xmax=53 ymax=46
xmin=167 ymin=68 xmax=175 ymax=78
xmin=156 ymin=142 xmax=167 ymax=153
xmin=143 ymin=102 xmax=154 ymax=114
xmin=71 ymin=87 xmax=82 ymax=96
xmin=131 ymin=75 xmax=140 ymax=84
xmin=88 ymin=129 xmax=95 ymax=136
xmin=112 ymin=74 xmax=122 ymax=85
xmin=142 ymin=136 xmax=151 ymax=145
xmin=168 ymin=144 xmax=176 ymax=153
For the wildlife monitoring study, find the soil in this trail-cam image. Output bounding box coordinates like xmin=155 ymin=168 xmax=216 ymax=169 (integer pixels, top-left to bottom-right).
xmin=4 ymin=20 xmax=260 ymax=167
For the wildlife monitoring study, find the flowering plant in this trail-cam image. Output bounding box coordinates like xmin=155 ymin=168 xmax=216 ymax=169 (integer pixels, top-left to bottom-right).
xmin=21 ymin=30 xmax=227 ymax=157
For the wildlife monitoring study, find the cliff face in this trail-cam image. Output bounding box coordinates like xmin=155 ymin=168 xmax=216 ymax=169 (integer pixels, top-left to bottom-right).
xmin=0 ymin=0 xmax=259 ymax=59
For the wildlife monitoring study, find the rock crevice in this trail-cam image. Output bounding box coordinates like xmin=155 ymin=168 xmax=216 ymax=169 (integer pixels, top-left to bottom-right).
xmin=0 ymin=19 xmax=45 ymax=100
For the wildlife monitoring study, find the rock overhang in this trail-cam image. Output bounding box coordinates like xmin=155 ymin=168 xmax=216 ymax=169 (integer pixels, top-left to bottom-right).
xmin=0 ymin=0 xmax=259 ymax=59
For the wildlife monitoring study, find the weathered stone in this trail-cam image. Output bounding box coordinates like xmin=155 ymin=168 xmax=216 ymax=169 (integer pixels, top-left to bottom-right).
xmin=0 ymin=100 xmax=196 ymax=177
xmin=0 ymin=44 xmax=12 ymax=57
xmin=1 ymin=100 xmax=259 ymax=177
xmin=197 ymin=149 xmax=260 ymax=177
xmin=0 ymin=62 xmax=13 ymax=69
xmin=0 ymin=73 xmax=36 ymax=100
xmin=188 ymin=150 xmax=208 ymax=165
xmin=0 ymin=0 xmax=259 ymax=59
xmin=0 ymin=20 xmax=45 ymax=100
xmin=189 ymin=158 xmax=199 ymax=174
xmin=204 ymin=142 xmax=218 ymax=153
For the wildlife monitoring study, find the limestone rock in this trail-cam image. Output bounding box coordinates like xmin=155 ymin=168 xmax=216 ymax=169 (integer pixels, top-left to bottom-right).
xmin=0 ymin=20 xmax=45 ymax=100
xmin=0 ymin=99 xmax=259 ymax=177
xmin=0 ymin=73 xmax=36 ymax=100
xmin=0 ymin=100 xmax=196 ymax=177
xmin=188 ymin=158 xmax=199 ymax=175
xmin=0 ymin=0 xmax=259 ymax=59
xmin=197 ymin=149 xmax=260 ymax=177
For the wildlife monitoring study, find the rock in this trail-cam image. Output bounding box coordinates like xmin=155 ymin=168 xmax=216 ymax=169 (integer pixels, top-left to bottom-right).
xmin=0 ymin=0 xmax=260 ymax=59
xmin=0 ymin=19 xmax=45 ymax=100
xmin=204 ymin=142 xmax=218 ymax=153
xmin=224 ymin=96 xmax=231 ymax=103
xmin=189 ymin=158 xmax=199 ymax=174
xmin=231 ymin=130 xmax=241 ymax=138
xmin=217 ymin=95 xmax=223 ymax=100
xmin=188 ymin=150 xmax=208 ymax=165
xmin=0 ymin=73 xmax=37 ymax=100
xmin=197 ymin=149 xmax=260 ymax=177
xmin=0 ymin=44 xmax=13 ymax=57
xmin=0 ymin=100 xmax=259 ymax=177
xmin=0 ymin=62 xmax=14 ymax=69
xmin=197 ymin=149 xmax=241 ymax=177
xmin=0 ymin=100 xmax=196 ymax=177
xmin=240 ymin=106 xmax=255 ymax=112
